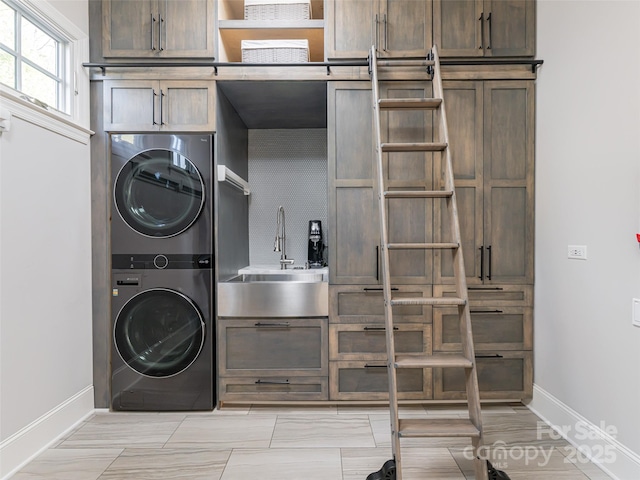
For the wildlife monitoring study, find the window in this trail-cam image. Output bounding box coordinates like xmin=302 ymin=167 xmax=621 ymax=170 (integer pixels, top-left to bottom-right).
xmin=0 ymin=0 xmax=68 ymax=113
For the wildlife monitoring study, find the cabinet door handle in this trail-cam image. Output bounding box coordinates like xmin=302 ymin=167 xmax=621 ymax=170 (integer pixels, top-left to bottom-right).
xmin=254 ymin=322 xmax=290 ymax=327
xmin=158 ymin=15 xmax=164 ymax=51
xmin=364 ymin=363 xmax=387 ymax=369
xmin=475 ymin=353 xmax=503 ymax=358
xmin=478 ymin=12 xmax=484 ymax=50
xmin=486 ymin=12 xmax=492 ymax=50
xmin=478 ymin=245 xmax=484 ymax=280
xmin=159 ymin=89 xmax=165 ymax=125
xmin=383 ymin=13 xmax=388 ymax=52
xmin=487 ymin=245 xmax=492 ymax=280
xmin=255 ymin=379 xmax=290 ymax=385
xmin=375 ymin=245 xmax=379 ymax=281
xmin=152 ymin=89 xmax=158 ymax=125
xmin=150 ymin=14 xmax=156 ymax=51
xmin=374 ymin=14 xmax=379 ymax=52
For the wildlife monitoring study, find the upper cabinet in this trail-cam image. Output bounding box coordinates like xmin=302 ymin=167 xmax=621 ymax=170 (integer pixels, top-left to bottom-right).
xmin=217 ymin=0 xmax=324 ymax=62
xmin=325 ymin=0 xmax=432 ymax=59
xmin=102 ymin=0 xmax=215 ymax=58
xmin=433 ymin=0 xmax=535 ymax=57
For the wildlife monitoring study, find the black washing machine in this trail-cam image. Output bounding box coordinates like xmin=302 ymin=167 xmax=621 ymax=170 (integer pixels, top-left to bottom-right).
xmin=110 ymin=133 xmax=213 ymax=254
xmin=111 ymin=254 xmax=213 ymax=411
xmin=109 ymin=133 xmax=215 ymax=411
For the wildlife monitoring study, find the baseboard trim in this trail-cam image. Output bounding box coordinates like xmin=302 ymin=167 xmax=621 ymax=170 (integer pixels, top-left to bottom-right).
xmin=0 ymin=386 xmax=95 ymax=479
xmin=528 ymin=384 xmax=640 ymax=480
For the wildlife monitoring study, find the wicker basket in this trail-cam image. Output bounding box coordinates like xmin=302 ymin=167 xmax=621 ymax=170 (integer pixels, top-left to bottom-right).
xmin=244 ymin=0 xmax=311 ymax=20
xmin=241 ymin=39 xmax=309 ymax=63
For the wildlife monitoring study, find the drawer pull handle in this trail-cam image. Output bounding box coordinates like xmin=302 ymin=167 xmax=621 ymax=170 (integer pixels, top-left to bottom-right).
xmin=475 ymin=354 xmax=503 ymax=358
xmin=255 ymin=379 xmax=290 ymax=385
xmin=363 ymin=287 xmax=399 ymax=292
xmin=468 ymin=287 xmax=504 ymax=291
xmin=254 ymin=322 xmax=290 ymax=327
xmin=470 ymin=310 xmax=504 ymax=314
xmin=364 ymin=364 xmax=387 ymax=369
xmin=364 ymin=326 xmax=398 ymax=331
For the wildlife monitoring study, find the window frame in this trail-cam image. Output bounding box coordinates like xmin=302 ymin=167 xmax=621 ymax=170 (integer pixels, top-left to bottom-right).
xmin=0 ymin=0 xmax=92 ymax=143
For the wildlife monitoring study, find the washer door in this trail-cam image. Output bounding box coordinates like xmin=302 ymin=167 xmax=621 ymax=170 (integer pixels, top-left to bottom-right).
xmin=114 ymin=149 xmax=205 ymax=238
xmin=114 ymin=289 xmax=205 ymax=378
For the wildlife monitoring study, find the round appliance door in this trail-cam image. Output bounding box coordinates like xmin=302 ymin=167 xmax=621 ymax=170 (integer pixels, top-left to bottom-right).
xmin=114 ymin=149 xmax=205 ymax=238
xmin=114 ymin=289 xmax=205 ymax=378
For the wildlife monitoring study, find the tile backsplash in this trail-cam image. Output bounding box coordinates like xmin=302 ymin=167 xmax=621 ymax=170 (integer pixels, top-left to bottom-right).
xmin=248 ymin=129 xmax=328 ymax=267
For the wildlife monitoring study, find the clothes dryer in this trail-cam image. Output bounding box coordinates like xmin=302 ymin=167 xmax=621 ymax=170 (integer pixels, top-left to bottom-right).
xmin=110 ymin=134 xmax=213 ymax=255
xmin=111 ymin=254 xmax=214 ymax=411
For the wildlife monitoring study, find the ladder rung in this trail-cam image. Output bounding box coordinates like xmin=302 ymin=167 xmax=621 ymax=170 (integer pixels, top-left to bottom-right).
xmin=398 ymin=418 xmax=481 ymax=438
xmin=390 ymin=296 xmax=466 ymax=306
xmin=387 ymin=242 xmax=458 ymax=250
xmin=383 ymin=190 xmax=453 ymax=199
xmin=381 ymin=142 xmax=447 ymax=152
xmin=395 ymin=353 xmax=472 ymax=369
xmin=379 ymin=98 xmax=442 ymax=110
xmin=377 ymin=59 xmax=436 ymax=67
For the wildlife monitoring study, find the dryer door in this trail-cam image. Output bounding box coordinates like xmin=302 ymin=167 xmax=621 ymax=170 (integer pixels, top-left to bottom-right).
xmin=114 ymin=289 xmax=205 ymax=378
xmin=114 ymin=148 xmax=205 ymax=238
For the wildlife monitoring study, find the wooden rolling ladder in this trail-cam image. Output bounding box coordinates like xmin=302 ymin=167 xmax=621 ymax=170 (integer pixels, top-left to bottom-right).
xmin=367 ymin=45 xmax=491 ymax=480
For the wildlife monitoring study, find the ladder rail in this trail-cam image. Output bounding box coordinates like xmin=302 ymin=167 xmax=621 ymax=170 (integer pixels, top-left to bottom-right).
xmin=432 ymin=45 xmax=487 ymax=480
xmin=369 ymin=44 xmax=402 ymax=470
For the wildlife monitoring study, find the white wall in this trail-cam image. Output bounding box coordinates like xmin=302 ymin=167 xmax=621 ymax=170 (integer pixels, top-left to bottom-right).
xmin=533 ymin=1 xmax=640 ymax=478
xmin=0 ymin=1 xmax=93 ymax=477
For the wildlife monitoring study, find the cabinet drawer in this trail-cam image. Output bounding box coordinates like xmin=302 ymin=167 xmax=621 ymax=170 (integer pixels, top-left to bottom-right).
xmin=329 ymin=361 xmax=432 ymax=400
xmin=218 ymin=318 xmax=328 ymax=376
xmin=434 ymin=307 xmax=532 ymax=351
xmin=219 ymin=376 xmax=328 ymax=402
xmin=434 ymin=351 xmax=532 ymax=400
xmin=329 ymin=285 xmax=432 ymax=324
xmin=329 ymin=324 xmax=431 ymax=360
xmin=434 ymin=285 xmax=533 ymax=306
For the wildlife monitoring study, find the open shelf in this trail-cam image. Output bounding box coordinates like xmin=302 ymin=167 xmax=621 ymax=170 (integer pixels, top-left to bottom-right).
xmin=218 ymin=0 xmax=324 ymax=63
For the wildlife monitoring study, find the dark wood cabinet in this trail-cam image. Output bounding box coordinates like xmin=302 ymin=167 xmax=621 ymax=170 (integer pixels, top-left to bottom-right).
xmin=433 ymin=0 xmax=536 ymax=57
xmin=102 ymin=0 xmax=215 ymax=58
xmin=325 ymin=0 xmax=432 ymax=59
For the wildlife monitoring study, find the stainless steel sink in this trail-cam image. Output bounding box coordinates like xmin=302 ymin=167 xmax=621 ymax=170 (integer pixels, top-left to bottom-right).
xmin=218 ymin=273 xmax=328 ymax=317
xmin=230 ymin=273 xmax=324 ymax=283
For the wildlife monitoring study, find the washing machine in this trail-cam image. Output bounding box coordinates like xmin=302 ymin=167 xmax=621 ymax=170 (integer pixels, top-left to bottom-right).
xmin=111 ymin=255 xmax=213 ymax=411
xmin=110 ymin=133 xmax=213 ymax=254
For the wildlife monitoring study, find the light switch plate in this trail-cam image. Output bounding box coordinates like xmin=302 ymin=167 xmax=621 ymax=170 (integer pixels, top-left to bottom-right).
xmin=633 ymin=298 xmax=640 ymax=328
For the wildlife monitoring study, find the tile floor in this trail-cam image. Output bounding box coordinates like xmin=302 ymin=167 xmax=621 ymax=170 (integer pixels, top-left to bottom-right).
xmin=11 ymin=404 xmax=614 ymax=480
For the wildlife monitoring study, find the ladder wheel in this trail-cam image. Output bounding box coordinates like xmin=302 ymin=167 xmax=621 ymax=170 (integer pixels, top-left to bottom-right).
xmin=487 ymin=460 xmax=512 ymax=480
xmin=366 ymin=459 xmax=396 ymax=480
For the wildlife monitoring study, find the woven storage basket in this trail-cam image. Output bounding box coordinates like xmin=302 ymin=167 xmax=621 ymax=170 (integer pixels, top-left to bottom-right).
xmin=241 ymin=39 xmax=309 ymax=63
xmin=244 ymin=0 xmax=311 ymax=20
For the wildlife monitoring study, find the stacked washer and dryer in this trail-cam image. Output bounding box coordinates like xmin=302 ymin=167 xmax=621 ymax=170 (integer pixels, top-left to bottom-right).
xmin=110 ymin=134 xmax=214 ymax=411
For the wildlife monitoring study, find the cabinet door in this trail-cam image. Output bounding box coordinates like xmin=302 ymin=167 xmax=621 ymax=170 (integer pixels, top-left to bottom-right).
xmin=325 ymin=0 xmax=378 ymax=59
xmin=433 ymin=0 xmax=483 ymax=57
xmin=103 ymin=80 xmax=159 ymax=131
xmin=380 ymin=82 xmax=434 ymax=284
xmin=161 ymin=81 xmax=215 ymax=131
xmin=379 ymin=0 xmax=432 ymax=58
xmin=103 ymin=0 xmax=215 ymax=58
xmin=483 ymin=0 xmax=535 ymax=57
xmin=103 ymin=0 xmax=156 ymax=57
xmin=160 ymin=0 xmax=215 ymax=58
xmin=436 ymin=81 xmax=483 ymax=284
xmin=483 ymin=81 xmax=534 ymax=284
xmin=328 ymin=83 xmax=378 ymax=284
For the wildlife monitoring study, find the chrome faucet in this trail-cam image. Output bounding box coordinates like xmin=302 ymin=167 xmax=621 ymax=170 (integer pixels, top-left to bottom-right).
xmin=274 ymin=205 xmax=294 ymax=269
